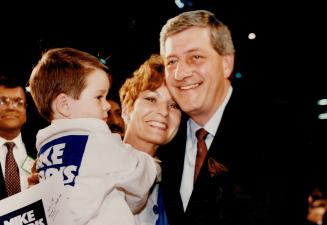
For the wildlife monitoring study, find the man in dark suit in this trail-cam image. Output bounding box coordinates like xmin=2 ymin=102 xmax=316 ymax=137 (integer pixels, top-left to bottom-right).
xmin=0 ymin=74 xmax=37 ymax=200
xmin=158 ymin=10 xmax=306 ymax=225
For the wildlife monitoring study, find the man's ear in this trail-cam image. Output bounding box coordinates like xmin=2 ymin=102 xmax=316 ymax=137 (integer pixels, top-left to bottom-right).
xmin=222 ymin=54 xmax=235 ymax=79
xmin=52 ymin=93 xmax=71 ymax=118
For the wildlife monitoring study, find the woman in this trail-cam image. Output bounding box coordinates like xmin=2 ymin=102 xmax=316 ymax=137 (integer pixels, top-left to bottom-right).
xmin=120 ymin=54 xmax=181 ymax=225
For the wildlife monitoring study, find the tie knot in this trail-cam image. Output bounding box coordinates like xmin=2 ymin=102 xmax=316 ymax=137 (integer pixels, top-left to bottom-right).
xmin=196 ymin=128 xmax=208 ymax=141
xmin=5 ymin=142 xmax=15 ymax=152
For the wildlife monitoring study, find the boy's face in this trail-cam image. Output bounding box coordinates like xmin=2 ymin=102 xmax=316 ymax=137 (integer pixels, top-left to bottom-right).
xmin=68 ymin=69 xmax=110 ymax=121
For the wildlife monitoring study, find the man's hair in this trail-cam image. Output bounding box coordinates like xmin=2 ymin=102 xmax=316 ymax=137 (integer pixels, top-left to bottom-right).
xmin=29 ymin=47 xmax=111 ymax=121
xmin=119 ymin=54 xmax=165 ymax=114
xmin=160 ymin=10 xmax=235 ymax=57
xmin=0 ymin=75 xmax=25 ymax=90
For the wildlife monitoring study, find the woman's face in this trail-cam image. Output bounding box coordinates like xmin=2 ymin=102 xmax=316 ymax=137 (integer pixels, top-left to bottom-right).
xmin=126 ymin=84 xmax=181 ymax=149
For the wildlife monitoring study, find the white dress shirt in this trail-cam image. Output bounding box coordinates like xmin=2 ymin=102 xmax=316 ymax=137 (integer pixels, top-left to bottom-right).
xmin=180 ymin=86 xmax=233 ymax=210
xmin=0 ymin=133 xmax=31 ymax=191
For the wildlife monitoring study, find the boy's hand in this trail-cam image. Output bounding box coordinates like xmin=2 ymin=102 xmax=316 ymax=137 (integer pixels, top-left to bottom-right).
xmin=27 ymin=160 xmax=40 ymax=187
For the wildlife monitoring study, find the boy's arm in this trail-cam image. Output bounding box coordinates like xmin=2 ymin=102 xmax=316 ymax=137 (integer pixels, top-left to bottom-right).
xmin=27 ymin=159 xmax=39 ymax=187
xmin=115 ymin=149 xmax=158 ymax=213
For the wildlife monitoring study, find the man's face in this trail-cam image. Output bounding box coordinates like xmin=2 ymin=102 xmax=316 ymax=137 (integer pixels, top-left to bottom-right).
xmin=163 ymin=27 xmax=234 ymax=125
xmin=0 ymin=86 xmax=27 ymax=133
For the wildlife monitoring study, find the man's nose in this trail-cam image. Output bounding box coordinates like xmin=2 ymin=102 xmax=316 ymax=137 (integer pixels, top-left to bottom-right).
xmin=174 ymin=62 xmax=193 ymax=81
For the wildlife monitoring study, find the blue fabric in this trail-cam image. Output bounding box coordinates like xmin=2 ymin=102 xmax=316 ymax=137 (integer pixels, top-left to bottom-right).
xmin=37 ymin=135 xmax=88 ymax=186
xmin=155 ymin=185 xmax=169 ymax=225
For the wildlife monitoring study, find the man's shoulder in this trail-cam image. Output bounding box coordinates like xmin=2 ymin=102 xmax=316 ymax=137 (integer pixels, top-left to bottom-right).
xmin=21 ymin=130 xmax=38 ymax=159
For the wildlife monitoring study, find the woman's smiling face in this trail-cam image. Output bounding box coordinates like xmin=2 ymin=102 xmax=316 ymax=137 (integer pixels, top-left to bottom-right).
xmin=126 ymin=84 xmax=181 ymax=148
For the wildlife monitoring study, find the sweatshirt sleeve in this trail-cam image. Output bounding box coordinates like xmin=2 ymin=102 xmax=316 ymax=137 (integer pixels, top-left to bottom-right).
xmin=36 ymin=119 xmax=158 ymax=224
xmin=77 ymin=132 xmax=158 ymax=218
xmin=115 ymin=149 xmax=158 ymax=213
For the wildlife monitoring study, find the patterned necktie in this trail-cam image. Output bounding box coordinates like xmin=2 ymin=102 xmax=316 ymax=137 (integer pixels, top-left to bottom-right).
xmin=194 ymin=128 xmax=209 ymax=182
xmin=5 ymin=142 xmax=21 ymax=196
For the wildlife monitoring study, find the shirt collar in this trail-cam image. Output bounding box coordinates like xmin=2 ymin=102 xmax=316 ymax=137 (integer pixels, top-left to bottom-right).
xmin=188 ymin=86 xmax=233 ymax=143
xmin=0 ymin=133 xmax=23 ymax=147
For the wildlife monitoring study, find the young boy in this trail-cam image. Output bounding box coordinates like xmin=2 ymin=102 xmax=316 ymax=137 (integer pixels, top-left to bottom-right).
xmin=28 ymin=47 xmax=157 ymax=225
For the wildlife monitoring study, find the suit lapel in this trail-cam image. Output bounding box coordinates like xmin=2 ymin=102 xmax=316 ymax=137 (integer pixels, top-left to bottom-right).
xmin=192 ymin=90 xmax=239 ymax=184
xmin=186 ymin=90 xmax=241 ymax=213
xmin=0 ymin=130 xmax=38 ymax=200
xmin=21 ymin=132 xmax=37 ymax=159
xmin=159 ymin=114 xmax=188 ymax=219
xmin=0 ymin=162 xmax=8 ymax=200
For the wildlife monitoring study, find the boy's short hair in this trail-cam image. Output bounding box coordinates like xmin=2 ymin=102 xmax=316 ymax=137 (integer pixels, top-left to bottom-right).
xmin=29 ymin=47 xmax=112 ymax=121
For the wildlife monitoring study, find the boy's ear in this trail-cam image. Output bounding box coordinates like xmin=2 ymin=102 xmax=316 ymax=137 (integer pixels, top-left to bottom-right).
xmin=53 ymin=93 xmax=71 ymax=118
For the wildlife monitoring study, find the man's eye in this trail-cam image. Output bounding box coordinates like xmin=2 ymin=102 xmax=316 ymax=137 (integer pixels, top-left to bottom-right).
xmin=167 ymin=59 xmax=177 ymax=66
xmin=16 ymin=100 xmax=25 ymax=106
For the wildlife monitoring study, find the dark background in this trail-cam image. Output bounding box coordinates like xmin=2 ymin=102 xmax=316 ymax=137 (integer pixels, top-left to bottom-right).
xmin=0 ymin=1 xmax=325 ymax=183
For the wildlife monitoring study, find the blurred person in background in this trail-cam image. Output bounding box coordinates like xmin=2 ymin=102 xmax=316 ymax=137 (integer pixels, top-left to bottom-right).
xmin=0 ymin=74 xmax=37 ymax=200
xmin=106 ymin=98 xmax=125 ymax=139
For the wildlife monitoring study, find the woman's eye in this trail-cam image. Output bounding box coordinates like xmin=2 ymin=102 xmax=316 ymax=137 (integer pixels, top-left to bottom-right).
xmin=145 ymin=97 xmax=156 ymax=103
xmin=169 ymin=102 xmax=180 ymax=109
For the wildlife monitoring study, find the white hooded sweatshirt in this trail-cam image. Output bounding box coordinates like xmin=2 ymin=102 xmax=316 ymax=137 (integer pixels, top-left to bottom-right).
xmin=36 ymin=118 xmax=157 ymax=225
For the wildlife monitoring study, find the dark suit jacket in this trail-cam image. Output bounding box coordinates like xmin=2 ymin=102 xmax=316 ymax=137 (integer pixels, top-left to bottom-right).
xmin=159 ymin=87 xmax=308 ymax=225
xmin=0 ymin=130 xmax=38 ymax=200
